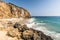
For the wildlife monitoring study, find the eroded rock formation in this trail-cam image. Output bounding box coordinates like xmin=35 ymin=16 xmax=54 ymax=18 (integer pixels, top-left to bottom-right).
xmin=0 ymin=1 xmax=31 ymax=18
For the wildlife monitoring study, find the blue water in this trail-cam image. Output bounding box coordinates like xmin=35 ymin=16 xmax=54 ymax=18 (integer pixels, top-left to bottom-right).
xmin=32 ymin=16 xmax=60 ymax=33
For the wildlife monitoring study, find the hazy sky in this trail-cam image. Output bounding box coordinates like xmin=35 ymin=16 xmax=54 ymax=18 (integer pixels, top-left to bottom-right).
xmin=4 ymin=0 xmax=60 ymax=16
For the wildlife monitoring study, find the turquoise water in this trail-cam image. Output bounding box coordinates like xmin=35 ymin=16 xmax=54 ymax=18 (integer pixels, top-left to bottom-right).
xmin=32 ymin=16 xmax=60 ymax=33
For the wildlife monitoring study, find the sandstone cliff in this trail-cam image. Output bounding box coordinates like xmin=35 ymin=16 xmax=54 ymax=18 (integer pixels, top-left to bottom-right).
xmin=0 ymin=1 xmax=53 ymax=40
xmin=0 ymin=1 xmax=31 ymax=18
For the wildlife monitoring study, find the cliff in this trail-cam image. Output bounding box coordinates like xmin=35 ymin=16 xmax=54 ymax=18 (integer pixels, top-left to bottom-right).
xmin=0 ymin=1 xmax=53 ymax=40
xmin=0 ymin=1 xmax=31 ymax=18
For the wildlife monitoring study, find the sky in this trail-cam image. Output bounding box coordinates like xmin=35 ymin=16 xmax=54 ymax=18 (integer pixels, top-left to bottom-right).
xmin=4 ymin=0 xmax=60 ymax=16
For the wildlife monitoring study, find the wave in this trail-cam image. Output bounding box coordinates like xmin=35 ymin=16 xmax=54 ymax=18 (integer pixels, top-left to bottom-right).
xmin=25 ymin=18 xmax=60 ymax=40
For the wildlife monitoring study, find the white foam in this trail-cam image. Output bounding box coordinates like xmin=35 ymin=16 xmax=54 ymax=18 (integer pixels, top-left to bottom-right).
xmin=25 ymin=18 xmax=36 ymax=28
xmin=26 ymin=18 xmax=60 ymax=40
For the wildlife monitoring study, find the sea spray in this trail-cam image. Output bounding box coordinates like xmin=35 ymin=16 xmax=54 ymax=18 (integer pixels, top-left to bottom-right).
xmin=26 ymin=18 xmax=60 ymax=40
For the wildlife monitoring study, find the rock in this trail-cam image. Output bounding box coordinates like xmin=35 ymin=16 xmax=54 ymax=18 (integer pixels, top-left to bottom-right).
xmin=13 ymin=22 xmax=21 ymax=28
xmin=7 ymin=28 xmax=20 ymax=37
xmin=0 ymin=1 xmax=31 ymax=18
xmin=23 ymin=30 xmax=34 ymax=39
xmin=0 ymin=22 xmax=53 ymax=40
xmin=13 ymin=23 xmax=29 ymax=32
xmin=34 ymin=31 xmax=41 ymax=40
xmin=5 ymin=22 xmax=53 ymax=40
xmin=33 ymin=29 xmax=53 ymax=40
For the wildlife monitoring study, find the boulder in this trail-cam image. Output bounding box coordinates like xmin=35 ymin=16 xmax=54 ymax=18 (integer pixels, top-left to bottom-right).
xmin=23 ymin=30 xmax=34 ymax=39
xmin=13 ymin=23 xmax=29 ymax=32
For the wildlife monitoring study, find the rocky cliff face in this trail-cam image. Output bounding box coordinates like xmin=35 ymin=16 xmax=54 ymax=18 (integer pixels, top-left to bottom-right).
xmin=0 ymin=1 xmax=53 ymax=40
xmin=0 ymin=1 xmax=31 ymax=18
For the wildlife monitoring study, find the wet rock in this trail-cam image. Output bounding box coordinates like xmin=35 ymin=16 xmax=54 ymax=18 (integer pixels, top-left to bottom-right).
xmin=33 ymin=30 xmax=53 ymax=40
xmin=34 ymin=32 xmax=41 ymax=40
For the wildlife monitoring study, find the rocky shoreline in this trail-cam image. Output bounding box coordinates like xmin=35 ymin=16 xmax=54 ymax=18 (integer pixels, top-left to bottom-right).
xmin=8 ymin=22 xmax=53 ymax=40
xmin=0 ymin=1 xmax=53 ymax=40
xmin=0 ymin=21 xmax=53 ymax=40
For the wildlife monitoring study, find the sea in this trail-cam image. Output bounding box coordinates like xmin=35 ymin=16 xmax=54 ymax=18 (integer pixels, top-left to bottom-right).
xmin=26 ymin=16 xmax=60 ymax=40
